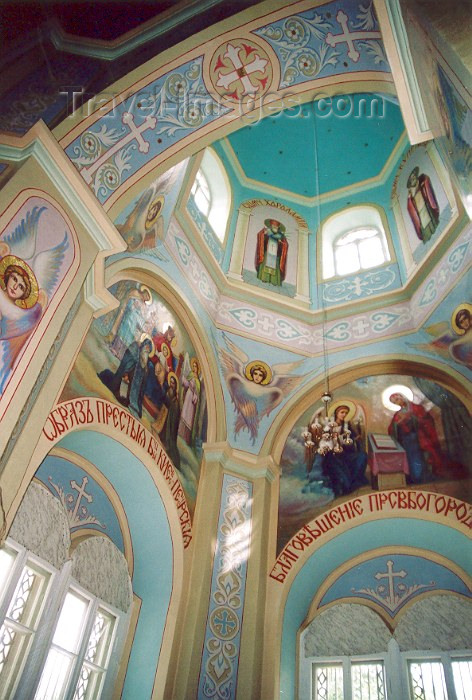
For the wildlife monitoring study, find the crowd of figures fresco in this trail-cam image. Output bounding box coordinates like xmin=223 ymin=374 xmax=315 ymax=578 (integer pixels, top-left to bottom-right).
xmin=278 ymin=373 xmax=471 ymax=552
xmin=61 ymin=280 xmax=207 ymax=511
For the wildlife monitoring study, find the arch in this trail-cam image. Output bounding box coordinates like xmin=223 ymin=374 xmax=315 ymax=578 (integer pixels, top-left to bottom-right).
xmin=6 ymin=416 xmax=190 ymax=700
xmin=262 ymin=354 xmax=471 ymax=461
xmin=43 ymin=445 xmax=134 ymax=577
xmin=262 ymin=514 xmax=472 ymax=700
xmin=105 ymin=258 xmax=226 ymax=444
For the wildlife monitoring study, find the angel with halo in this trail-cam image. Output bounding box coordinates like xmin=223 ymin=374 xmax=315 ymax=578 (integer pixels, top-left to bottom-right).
xmin=218 ymin=333 xmax=305 ymax=444
xmin=0 ymin=206 xmax=69 ymax=395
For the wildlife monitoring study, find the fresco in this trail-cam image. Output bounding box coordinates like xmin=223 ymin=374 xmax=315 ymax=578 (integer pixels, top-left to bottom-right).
xmin=0 ymin=198 xmax=75 ymax=402
xmin=241 ymin=203 xmax=298 ymax=297
xmin=61 ymin=280 xmax=207 ymax=511
xmin=278 ymin=374 xmax=471 ymax=552
xmin=392 ymin=145 xmax=451 ymax=264
xmin=436 ymin=64 xmax=472 ymax=210
xmin=114 ymin=160 xmax=188 ymax=254
xmin=218 ymin=333 xmax=305 ymax=445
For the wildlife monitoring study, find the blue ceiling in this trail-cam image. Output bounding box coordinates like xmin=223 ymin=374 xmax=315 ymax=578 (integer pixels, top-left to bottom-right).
xmin=225 ymin=93 xmax=405 ymax=197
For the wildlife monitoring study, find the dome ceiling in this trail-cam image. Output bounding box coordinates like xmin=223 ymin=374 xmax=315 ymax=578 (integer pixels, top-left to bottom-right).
xmin=219 ymin=93 xmax=405 ymax=199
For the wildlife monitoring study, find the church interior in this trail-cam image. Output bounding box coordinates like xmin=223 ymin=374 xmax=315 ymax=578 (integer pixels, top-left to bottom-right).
xmin=0 ymin=1 xmax=471 ymax=698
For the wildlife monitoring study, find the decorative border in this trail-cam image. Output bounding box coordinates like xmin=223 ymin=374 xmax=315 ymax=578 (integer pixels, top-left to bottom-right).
xmin=197 ymin=474 xmax=253 ymax=699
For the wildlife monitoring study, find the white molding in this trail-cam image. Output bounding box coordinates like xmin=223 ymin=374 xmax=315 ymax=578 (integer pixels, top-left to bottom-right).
xmin=374 ymin=0 xmax=433 ymax=144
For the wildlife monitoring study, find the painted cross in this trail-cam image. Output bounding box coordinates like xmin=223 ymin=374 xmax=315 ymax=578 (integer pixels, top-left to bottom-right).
xmin=351 ymin=317 xmax=370 ymax=336
xmin=81 ymin=112 xmax=157 ymax=184
xmin=325 ymin=10 xmax=382 ymax=62
xmin=375 ymin=560 xmax=407 ymax=603
xmin=70 ymin=476 xmax=93 ymax=521
xmin=214 ymin=609 xmax=237 ymax=637
xmin=216 ymin=43 xmax=268 ymax=98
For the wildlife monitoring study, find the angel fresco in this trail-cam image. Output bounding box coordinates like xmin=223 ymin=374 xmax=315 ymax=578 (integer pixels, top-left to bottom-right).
xmin=218 ymin=334 xmax=304 ymax=444
xmin=414 ymin=303 xmax=472 ymax=369
xmin=0 ymin=206 xmax=69 ymax=395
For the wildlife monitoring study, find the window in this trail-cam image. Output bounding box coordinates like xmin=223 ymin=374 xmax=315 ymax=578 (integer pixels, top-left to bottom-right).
xmin=190 ymin=148 xmax=231 ymax=243
xmin=321 ymin=206 xmax=390 ymax=279
xmin=0 ymin=542 xmax=53 ymax=698
xmin=312 ymin=658 xmax=386 ymax=700
xmin=304 ymin=650 xmax=472 ymax=700
xmin=333 ymin=227 xmax=388 ymax=276
xmin=405 ymin=653 xmax=472 ymax=700
xmin=35 ymin=587 xmax=118 ymax=700
xmin=191 ymin=169 xmax=211 ymax=217
xmin=0 ymin=539 xmax=127 ymax=700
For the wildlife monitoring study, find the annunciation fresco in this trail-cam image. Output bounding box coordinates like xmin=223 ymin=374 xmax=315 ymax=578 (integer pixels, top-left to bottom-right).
xmin=0 ymin=198 xmax=75 ymax=403
xmin=278 ymin=374 xmax=471 ymax=552
xmin=62 ymin=280 xmax=207 ymax=510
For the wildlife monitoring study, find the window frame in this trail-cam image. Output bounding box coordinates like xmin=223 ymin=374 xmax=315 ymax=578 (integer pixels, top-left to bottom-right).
xmin=0 ymin=538 xmax=129 ymax=700
xmin=320 ymin=205 xmax=392 ymax=280
xmin=189 ymin=147 xmax=232 ymax=245
xmin=302 ymin=653 xmax=388 ymax=700
xmin=401 ymin=650 xmax=472 ymax=700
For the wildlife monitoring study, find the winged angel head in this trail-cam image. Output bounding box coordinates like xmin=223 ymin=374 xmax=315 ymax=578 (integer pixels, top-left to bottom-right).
xmin=218 ymin=334 xmax=305 ymax=445
xmin=0 ymin=206 xmax=69 ymax=394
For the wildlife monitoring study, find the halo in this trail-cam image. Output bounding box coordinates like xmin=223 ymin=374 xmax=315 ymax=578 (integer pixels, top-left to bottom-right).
xmin=328 ymin=399 xmax=356 ymax=422
xmin=168 ymin=371 xmax=179 ymax=390
xmin=139 ymin=333 xmax=155 ymax=358
xmin=245 ymin=360 xmax=272 ymax=385
xmin=161 ymin=341 xmax=171 ymax=357
xmin=451 ymin=303 xmax=472 ymax=335
xmin=0 ymin=254 xmax=39 ymax=309
xmin=190 ymin=356 xmax=200 ymax=373
xmin=145 ymin=196 xmax=164 ymax=229
xmin=264 ymin=218 xmax=285 ymax=233
xmin=382 ymin=384 xmax=414 ymax=412
xmin=407 ymin=166 xmax=420 ymax=188
xmin=139 ymin=284 xmax=153 ymax=305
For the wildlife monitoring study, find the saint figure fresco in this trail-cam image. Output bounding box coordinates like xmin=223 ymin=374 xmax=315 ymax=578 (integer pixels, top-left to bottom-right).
xmin=406 ymin=166 xmax=440 ymax=242
xmin=304 ymin=401 xmax=368 ymax=498
xmin=255 ymin=218 xmax=288 ymax=286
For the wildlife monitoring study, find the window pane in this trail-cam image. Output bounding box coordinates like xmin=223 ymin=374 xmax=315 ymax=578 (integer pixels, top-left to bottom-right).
xmin=351 ymin=662 xmax=386 ymax=700
xmin=194 ymin=187 xmax=210 ymax=216
xmin=0 ymin=548 xmax=16 ymax=599
xmin=313 ymin=663 xmax=344 ymax=700
xmin=53 ymin=591 xmax=89 ymax=653
xmin=335 ymin=242 xmax=359 ymax=275
xmin=35 ymin=647 xmax=74 ymax=700
xmin=74 ymin=664 xmax=104 ymax=700
xmin=338 ymin=228 xmax=379 ymax=245
xmin=358 ymin=237 xmax=386 ymax=269
xmin=452 ymin=659 xmax=472 ymax=700
xmin=409 ymin=660 xmax=447 ymax=700
xmin=84 ymin=609 xmax=115 ymax=668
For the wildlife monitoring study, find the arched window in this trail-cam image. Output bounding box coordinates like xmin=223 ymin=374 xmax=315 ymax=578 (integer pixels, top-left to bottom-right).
xmin=190 ymin=148 xmax=231 ymax=243
xmin=191 ymin=168 xmax=211 ymax=217
xmin=0 ymin=483 xmax=131 ymax=699
xmin=322 ymin=206 xmax=391 ymax=279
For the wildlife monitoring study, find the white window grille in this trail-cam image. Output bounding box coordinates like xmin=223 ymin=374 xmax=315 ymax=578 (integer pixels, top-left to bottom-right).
xmin=0 ymin=543 xmax=54 ymax=698
xmin=311 ymin=658 xmax=386 ymax=700
xmin=0 ymin=539 xmax=126 ymax=700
